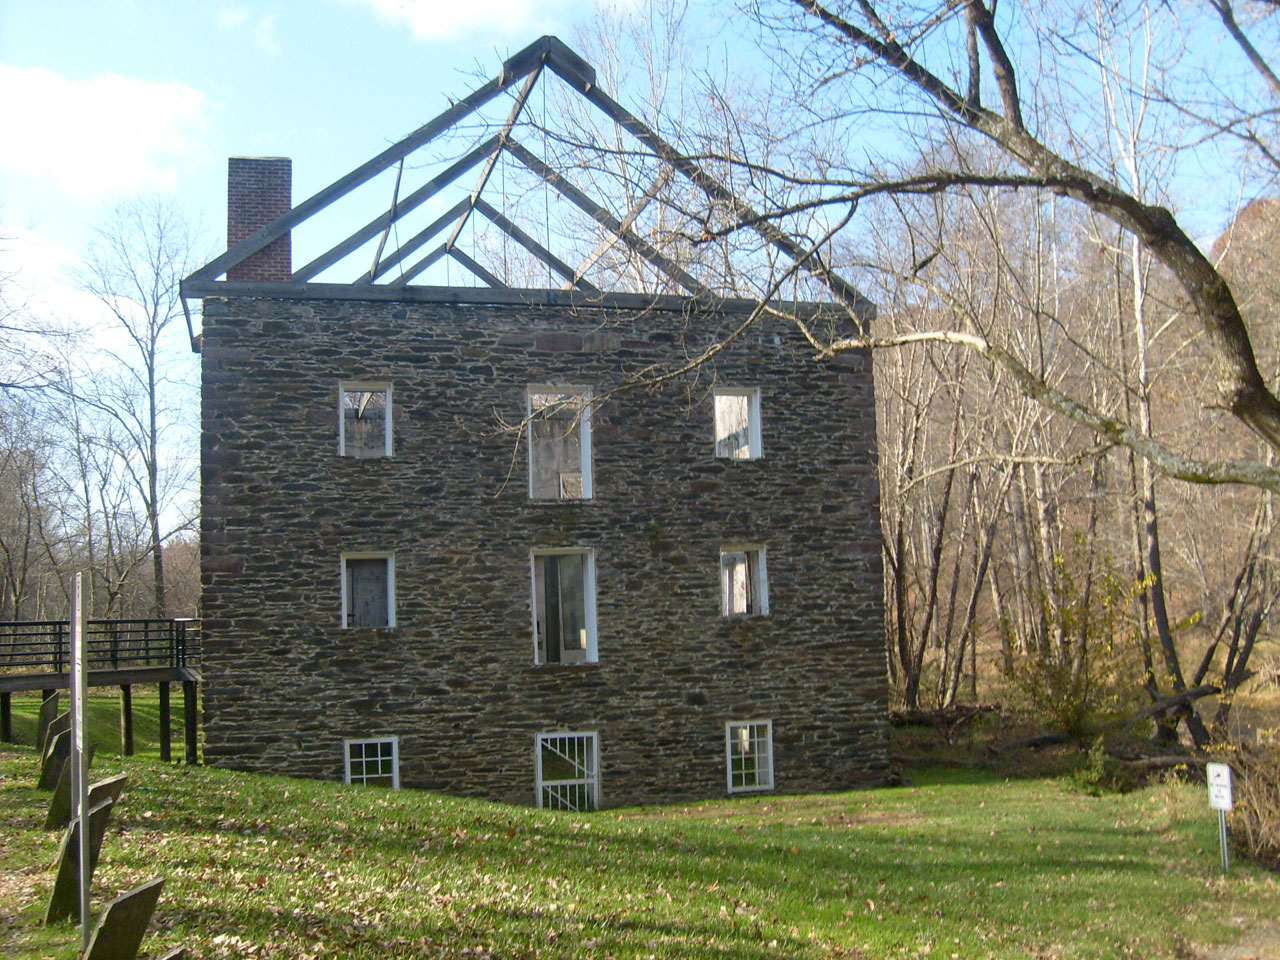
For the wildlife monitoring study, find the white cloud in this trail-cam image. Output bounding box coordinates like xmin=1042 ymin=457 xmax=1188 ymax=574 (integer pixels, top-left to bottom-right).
xmin=337 ymin=0 xmax=575 ymax=41
xmin=216 ymin=6 xmax=250 ymax=28
xmin=0 ymin=65 xmax=212 ymax=200
xmin=255 ymin=14 xmax=280 ymax=55
xmin=0 ymin=223 xmax=110 ymax=332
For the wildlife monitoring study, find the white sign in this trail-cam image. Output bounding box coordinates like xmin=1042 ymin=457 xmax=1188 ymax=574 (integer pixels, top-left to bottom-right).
xmin=1207 ymin=762 xmax=1233 ymax=812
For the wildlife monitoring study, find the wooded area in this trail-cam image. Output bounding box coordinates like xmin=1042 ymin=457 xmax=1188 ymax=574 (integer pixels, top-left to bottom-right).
xmin=1 ymin=198 xmax=199 ymax=621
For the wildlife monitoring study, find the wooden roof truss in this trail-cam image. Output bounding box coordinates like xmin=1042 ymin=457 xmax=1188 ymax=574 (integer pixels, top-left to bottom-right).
xmin=181 ymin=35 xmax=872 ymax=319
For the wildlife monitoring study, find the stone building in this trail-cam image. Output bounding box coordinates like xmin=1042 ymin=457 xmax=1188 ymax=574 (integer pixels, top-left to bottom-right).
xmin=184 ymin=37 xmax=889 ymax=808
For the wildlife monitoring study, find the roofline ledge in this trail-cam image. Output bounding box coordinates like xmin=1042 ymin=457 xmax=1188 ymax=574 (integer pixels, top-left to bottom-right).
xmin=180 ymin=278 xmax=874 ymax=321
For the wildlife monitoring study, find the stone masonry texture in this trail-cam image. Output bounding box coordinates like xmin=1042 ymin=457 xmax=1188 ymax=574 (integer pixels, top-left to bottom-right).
xmin=200 ymin=295 xmax=890 ymax=806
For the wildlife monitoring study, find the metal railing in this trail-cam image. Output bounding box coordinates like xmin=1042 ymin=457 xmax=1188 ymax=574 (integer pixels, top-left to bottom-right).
xmin=0 ymin=618 xmax=201 ymax=675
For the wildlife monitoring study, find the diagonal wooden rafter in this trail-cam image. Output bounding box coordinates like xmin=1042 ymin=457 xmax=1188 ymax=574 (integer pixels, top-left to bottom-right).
xmin=577 ymin=83 xmax=872 ymax=313
xmin=360 ymin=197 xmax=471 ymax=285
xmin=565 ymin=166 xmax=672 ymax=291
xmin=391 ymin=244 xmax=450 ymax=287
xmin=443 ymin=65 xmax=545 ymax=255
xmin=298 ymin=135 xmax=503 ymax=282
xmin=473 ymin=198 xmax=600 ymax=293
xmin=450 ymin=249 xmax=507 ymax=288
xmin=505 ymin=138 xmax=712 ymax=297
xmin=184 ymin=39 xmax=553 ymax=286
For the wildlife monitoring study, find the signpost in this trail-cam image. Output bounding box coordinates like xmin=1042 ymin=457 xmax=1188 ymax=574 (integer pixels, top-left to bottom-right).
xmin=71 ymin=572 xmax=91 ymax=948
xmin=1206 ymin=761 xmax=1233 ymax=873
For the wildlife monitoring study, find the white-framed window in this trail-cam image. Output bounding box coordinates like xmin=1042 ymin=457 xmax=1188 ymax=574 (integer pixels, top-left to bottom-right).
xmin=339 ymin=382 xmax=392 ymax=457
xmin=344 ymin=737 xmax=400 ymax=788
xmin=341 ymin=553 xmax=395 ymax=628
xmin=720 ymin=546 xmax=768 ymax=617
xmin=531 ymin=549 xmax=597 ymax=664
xmin=726 ymin=720 xmax=774 ymax=793
xmin=528 ymin=387 xmax=593 ymax=499
xmin=713 ymin=388 xmax=762 ymax=460
xmin=536 ymin=731 xmax=599 ymax=811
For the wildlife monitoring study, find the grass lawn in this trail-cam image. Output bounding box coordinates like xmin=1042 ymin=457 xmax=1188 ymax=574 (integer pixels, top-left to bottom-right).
xmin=3 ymin=739 xmax=1278 ymax=960
xmin=4 ymin=687 xmax=187 ymax=762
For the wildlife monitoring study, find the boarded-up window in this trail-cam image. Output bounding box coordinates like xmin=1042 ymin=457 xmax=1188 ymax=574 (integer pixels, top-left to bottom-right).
xmin=713 ymin=388 xmax=761 ymax=460
xmin=721 ymin=547 xmax=768 ymax=617
xmin=529 ymin=388 xmax=592 ymax=499
xmin=532 ymin=550 xmax=596 ymax=664
xmin=343 ymin=555 xmax=393 ymax=627
xmin=340 ymin=383 xmax=391 ymax=457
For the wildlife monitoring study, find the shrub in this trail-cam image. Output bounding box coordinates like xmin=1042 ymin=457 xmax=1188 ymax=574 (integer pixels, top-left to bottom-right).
xmin=1228 ymin=730 xmax=1280 ymax=869
xmin=1004 ymin=548 xmax=1148 ymax=743
xmin=1069 ymin=737 xmax=1137 ymax=795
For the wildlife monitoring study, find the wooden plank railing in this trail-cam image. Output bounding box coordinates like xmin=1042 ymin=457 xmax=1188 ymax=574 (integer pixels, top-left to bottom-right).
xmin=0 ymin=619 xmax=200 ymax=676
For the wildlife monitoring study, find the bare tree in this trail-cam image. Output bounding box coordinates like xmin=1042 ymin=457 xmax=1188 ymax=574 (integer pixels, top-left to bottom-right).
xmin=79 ymin=197 xmax=198 ymax=617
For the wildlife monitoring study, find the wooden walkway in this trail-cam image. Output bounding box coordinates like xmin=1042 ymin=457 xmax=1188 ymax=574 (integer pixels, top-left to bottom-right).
xmin=0 ymin=618 xmax=201 ymax=763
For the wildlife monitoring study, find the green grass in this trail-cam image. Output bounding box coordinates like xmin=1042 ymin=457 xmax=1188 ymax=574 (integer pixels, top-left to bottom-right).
xmin=3 ymin=747 xmax=1279 ymax=959
xmin=4 ymin=687 xmax=187 ymax=761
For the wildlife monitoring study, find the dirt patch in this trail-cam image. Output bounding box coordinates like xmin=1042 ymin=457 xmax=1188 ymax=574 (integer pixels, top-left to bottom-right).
xmin=0 ymin=861 xmax=45 ymax=956
xmin=1192 ymin=923 xmax=1280 ymax=960
xmin=811 ymin=809 xmax=926 ymax=829
xmin=622 ymin=798 xmax=925 ymax=829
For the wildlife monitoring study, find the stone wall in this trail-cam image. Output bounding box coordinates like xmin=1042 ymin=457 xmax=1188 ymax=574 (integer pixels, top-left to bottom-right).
xmin=200 ymin=295 xmax=890 ymax=806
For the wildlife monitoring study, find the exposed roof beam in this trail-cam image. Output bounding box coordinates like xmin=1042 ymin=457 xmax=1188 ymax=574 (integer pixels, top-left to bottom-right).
xmin=392 ymin=244 xmax=450 ymax=286
xmin=180 ymin=34 xmax=874 ymax=320
xmin=186 ymin=36 xmax=556 ymax=284
xmin=358 ymin=197 xmax=471 ymax=285
xmin=449 ymin=249 xmax=507 ymax=288
xmin=296 ymin=135 xmax=501 ymax=282
xmin=474 ymin=198 xmax=600 ymax=294
xmin=444 ymin=65 xmax=544 ymax=254
xmin=565 ymin=166 xmax=671 ymax=290
xmin=504 ymin=138 xmax=713 ymax=298
xmin=181 ymin=278 xmax=843 ymax=316
xmin=580 ymin=84 xmax=874 ymax=317
xmin=539 ymin=35 xmax=597 ymax=93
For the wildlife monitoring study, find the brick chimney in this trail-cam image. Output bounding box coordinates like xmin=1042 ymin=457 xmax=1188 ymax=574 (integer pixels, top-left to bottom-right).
xmin=227 ymin=157 xmax=292 ymax=281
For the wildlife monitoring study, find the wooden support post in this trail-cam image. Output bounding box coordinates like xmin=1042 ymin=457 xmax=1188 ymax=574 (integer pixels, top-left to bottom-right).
xmin=120 ymin=684 xmax=134 ymax=756
xmin=159 ymin=682 xmax=171 ymax=763
xmin=1 ymin=691 xmax=11 ymax=743
xmin=182 ymin=681 xmax=197 ymax=765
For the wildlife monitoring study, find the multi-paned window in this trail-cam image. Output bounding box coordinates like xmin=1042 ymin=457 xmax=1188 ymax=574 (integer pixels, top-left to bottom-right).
xmin=342 ymin=553 xmax=395 ymax=628
xmin=720 ymin=546 xmax=768 ymax=617
xmin=339 ymin=382 xmax=392 ymax=457
xmin=536 ymin=731 xmax=599 ymax=810
xmin=531 ymin=549 xmax=597 ymax=664
xmin=726 ymin=720 xmax=773 ymax=793
xmin=528 ymin=387 xmax=593 ymax=499
xmin=344 ymin=737 xmax=399 ymax=788
xmin=713 ymin=388 xmax=762 ymax=460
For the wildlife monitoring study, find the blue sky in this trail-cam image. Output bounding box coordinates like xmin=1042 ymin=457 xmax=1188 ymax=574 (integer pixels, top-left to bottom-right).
xmin=1 ymin=0 xmax=1267 ymax=325
xmin=0 ymin=0 xmax=633 ymax=317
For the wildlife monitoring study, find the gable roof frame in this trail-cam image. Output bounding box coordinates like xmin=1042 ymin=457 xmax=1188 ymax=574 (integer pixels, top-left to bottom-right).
xmin=180 ymin=34 xmax=874 ymax=329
